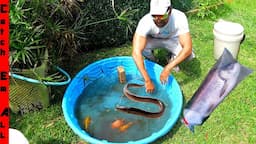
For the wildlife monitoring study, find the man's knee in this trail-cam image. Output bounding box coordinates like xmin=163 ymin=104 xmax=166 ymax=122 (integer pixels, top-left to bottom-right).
xmin=142 ymin=50 xmax=156 ymax=61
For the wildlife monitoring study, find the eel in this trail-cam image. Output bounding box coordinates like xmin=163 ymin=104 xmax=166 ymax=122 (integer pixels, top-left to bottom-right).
xmin=116 ymin=83 xmax=165 ymax=118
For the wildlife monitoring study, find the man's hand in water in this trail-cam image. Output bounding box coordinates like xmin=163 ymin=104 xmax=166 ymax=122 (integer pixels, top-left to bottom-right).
xmin=145 ymin=80 xmax=155 ymax=93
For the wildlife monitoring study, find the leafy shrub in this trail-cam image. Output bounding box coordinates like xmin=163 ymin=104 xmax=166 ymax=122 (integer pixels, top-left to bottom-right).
xmin=10 ymin=0 xmax=83 ymax=67
xmin=77 ymin=0 xmax=223 ymax=49
xmin=77 ymin=0 xmax=148 ymax=49
xmin=192 ymin=0 xmax=223 ymax=18
xmin=10 ymin=0 xmax=46 ymax=67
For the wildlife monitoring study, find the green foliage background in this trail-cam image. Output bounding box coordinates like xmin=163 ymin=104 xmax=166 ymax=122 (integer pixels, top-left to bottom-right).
xmin=79 ymin=0 xmax=222 ymax=49
xmin=10 ymin=0 xmax=223 ymax=62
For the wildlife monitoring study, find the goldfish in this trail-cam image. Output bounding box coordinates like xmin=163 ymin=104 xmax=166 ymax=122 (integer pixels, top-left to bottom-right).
xmin=111 ymin=119 xmax=135 ymax=132
xmin=84 ymin=116 xmax=91 ymax=131
xmin=119 ymin=121 xmax=134 ymax=132
xmin=111 ymin=119 xmax=125 ymax=129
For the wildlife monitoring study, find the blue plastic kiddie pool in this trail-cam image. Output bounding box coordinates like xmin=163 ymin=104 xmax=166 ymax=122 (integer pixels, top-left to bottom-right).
xmin=62 ymin=56 xmax=183 ymax=144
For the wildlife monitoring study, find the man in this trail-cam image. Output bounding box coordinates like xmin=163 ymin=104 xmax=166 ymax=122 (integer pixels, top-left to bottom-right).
xmin=132 ymin=0 xmax=195 ymax=93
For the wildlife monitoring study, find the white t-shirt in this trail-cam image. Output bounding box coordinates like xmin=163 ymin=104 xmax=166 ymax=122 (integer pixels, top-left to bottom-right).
xmin=135 ymin=9 xmax=189 ymax=39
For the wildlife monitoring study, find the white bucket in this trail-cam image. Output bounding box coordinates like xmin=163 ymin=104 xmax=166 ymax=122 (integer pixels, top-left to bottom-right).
xmin=213 ymin=19 xmax=244 ymax=59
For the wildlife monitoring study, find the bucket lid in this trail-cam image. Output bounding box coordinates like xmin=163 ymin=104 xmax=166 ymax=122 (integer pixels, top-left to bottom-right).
xmin=214 ymin=19 xmax=244 ymax=36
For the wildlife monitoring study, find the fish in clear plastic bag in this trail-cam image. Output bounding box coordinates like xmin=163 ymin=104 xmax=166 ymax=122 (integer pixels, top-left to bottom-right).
xmin=182 ymin=48 xmax=253 ymax=132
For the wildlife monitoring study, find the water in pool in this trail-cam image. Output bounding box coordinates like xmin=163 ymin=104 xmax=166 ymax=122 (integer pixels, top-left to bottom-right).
xmin=75 ymin=74 xmax=173 ymax=143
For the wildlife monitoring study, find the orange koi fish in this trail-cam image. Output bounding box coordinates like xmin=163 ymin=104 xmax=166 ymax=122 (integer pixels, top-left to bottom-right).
xmin=118 ymin=121 xmax=134 ymax=132
xmin=111 ymin=119 xmax=125 ymax=129
xmin=84 ymin=116 xmax=91 ymax=131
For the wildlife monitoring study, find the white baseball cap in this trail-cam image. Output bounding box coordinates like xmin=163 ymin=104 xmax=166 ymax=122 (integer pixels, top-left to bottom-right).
xmin=150 ymin=0 xmax=171 ymax=15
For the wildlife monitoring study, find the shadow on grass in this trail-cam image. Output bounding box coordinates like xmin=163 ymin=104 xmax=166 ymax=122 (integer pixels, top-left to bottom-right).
xmin=36 ymin=139 xmax=88 ymax=144
xmin=178 ymin=57 xmax=202 ymax=85
xmin=154 ymin=49 xmax=202 ymax=85
xmin=36 ymin=139 xmax=68 ymax=144
xmin=154 ymin=117 xmax=184 ymax=144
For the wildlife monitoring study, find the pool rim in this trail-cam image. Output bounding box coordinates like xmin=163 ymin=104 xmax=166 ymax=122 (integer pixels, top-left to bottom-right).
xmin=62 ymin=56 xmax=183 ymax=144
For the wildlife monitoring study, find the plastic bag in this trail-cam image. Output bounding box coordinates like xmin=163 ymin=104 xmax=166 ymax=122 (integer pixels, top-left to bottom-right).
xmin=182 ymin=48 xmax=253 ymax=132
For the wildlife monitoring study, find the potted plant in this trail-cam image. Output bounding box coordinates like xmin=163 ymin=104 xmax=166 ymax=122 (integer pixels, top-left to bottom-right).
xmin=9 ymin=0 xmax=47 ymax=114
xmin=9 ymin=0 xmax=72 ymax=114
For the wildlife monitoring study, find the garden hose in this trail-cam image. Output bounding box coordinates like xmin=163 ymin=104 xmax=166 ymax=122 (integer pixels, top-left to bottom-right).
xmin=10 ymin=66 xmax=71 ymax=86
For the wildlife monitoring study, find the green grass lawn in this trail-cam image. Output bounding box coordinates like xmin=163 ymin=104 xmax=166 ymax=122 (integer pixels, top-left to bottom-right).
xmin=10 ymin=0 xmax=256 ymax=143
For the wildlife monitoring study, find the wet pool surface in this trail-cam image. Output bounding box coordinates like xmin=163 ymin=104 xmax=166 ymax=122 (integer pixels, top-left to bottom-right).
xmin=75 ymin=74 xmax=172 ymax=142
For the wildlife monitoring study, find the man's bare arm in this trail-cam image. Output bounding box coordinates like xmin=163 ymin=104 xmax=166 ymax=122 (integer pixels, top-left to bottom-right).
xmin=132 ymin=33 xmax=155 ymax=93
